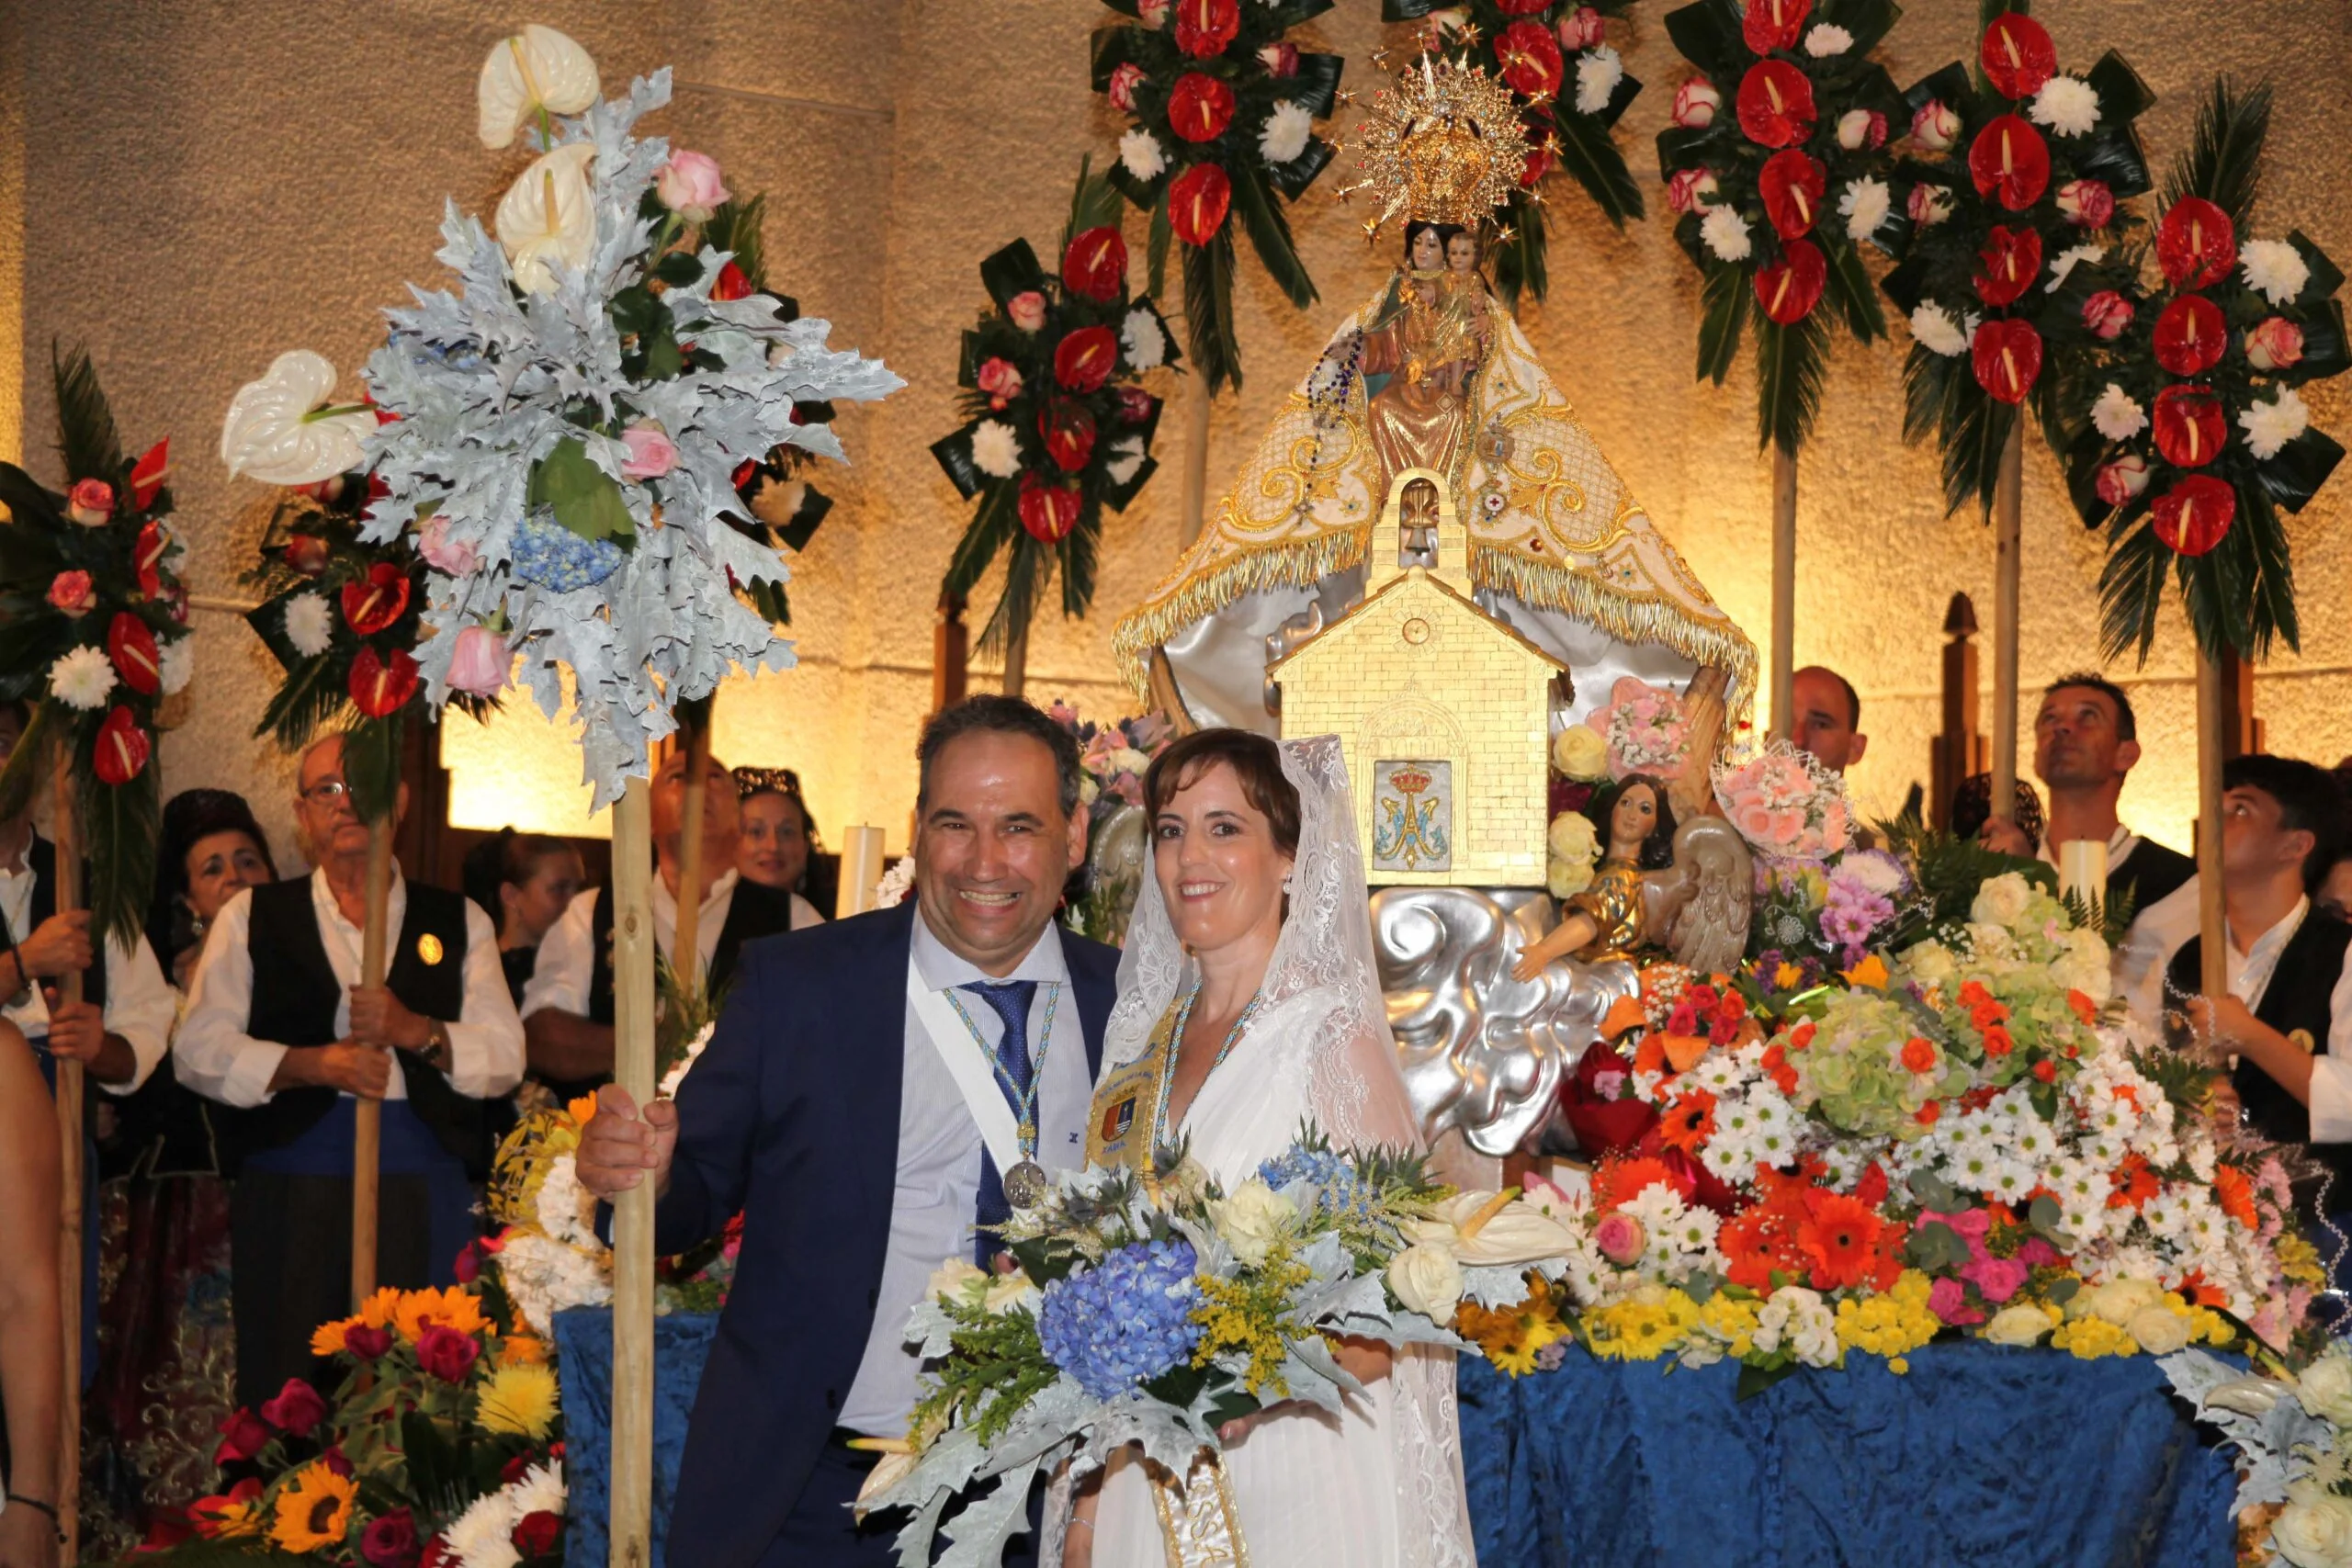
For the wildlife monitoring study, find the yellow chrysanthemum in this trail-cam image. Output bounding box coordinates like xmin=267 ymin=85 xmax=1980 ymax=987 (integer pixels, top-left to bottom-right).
xmin=1491 ymin=1338 xmax=1543 ymax=1376
xmin=1587 ymin=1288 xmax=1701 ymax=1361
xmin=2278 ymin=1234 xmax=2326 ymax=1286
xmin=1834 ymin=1272 xmax=1940 ymax=1362
xmin=475 ymin=1359 xmax=560 ymax=1438
xmin=310 ymin=1314 xmax=361 ymax=1358
xmin=499 ymin=1333 xmax=548 ymax=1367
xmin=2191 ymin=1308 xmax=2235 ymax=1348
xmin=269 ymin=1463 xmax=356 ymax=1554
xmin=395 ymin=1286 xmax=491 ymax=1345
xmin=2052 ymin=1316 xmax=2134 ymax=1360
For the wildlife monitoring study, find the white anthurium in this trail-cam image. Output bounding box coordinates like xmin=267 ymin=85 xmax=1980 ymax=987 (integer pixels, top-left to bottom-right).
xmin=477 ymin=25 xmax=600 ymax=150
xmin=494 ymin=142 xmax=598 ymax=295
xmin=220 ymin=350 xmax=377 ymax=485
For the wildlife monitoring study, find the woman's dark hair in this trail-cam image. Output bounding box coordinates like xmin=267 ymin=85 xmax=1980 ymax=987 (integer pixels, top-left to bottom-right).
xmin=1142 ymin=728 xmax=1301 ymax=858
xmin=461 ymin=829 xmax=579 ymax=931
xmin=1583 ymin=773 xmax=1677 ymax=872
xmin=1403 ymin=220 xmax=1464 ymax=265
xmin=148 ymin=789 xmax=278 ymax=964
xmin=1952 ymin=773 xmax=2045 ymax=848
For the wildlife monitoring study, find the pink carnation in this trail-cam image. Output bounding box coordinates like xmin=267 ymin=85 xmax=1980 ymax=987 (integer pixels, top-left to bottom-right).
xmin=1928 ymin=1276 xmax=1984 ymax=1326
xmin=1961 ymin=1254 xmax=2030 ymax=1304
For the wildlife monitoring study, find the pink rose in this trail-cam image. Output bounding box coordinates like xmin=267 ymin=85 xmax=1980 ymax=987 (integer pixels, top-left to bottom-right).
xmin=2095 ymin=454 xmax=2149 ymax=505
xmin=976 ymin=355 xmax=1024 ymax=410
xmin=1733 ymin=801 xmax=1779 ymax=845
xmin=619 ymin=422 xmax=680 ymax=480
xmin=47 ymin=570 xmax=96 ymax=617
xmin=1836 ymin=108 xmax=1887 ymax=151
xmin=1671 ymin=78 xmax=1719 ymax=128
xmin=1928 ymin=1275 xmax=1985 ymax=1326
xmin=1593 ymin=1212 xmax=1645 ymax=1266
xmin=1819 ymin=799 xmax=1850 ymax=855
xmin=655 ymin=150 xmax=731 ymax=223
xmin=416 ymin=514 xmax=480 ymax=577
xmin=1906 ymin=184 xmax=1953 ymax=228
xmin=1138 ymin=0 xmax=1169 ymax=25
xmin=446 ymin=625 xmax=511 ymax=697
xmin=2246 ymin=316 xmax=2306 ymax=372
xmin=2055 ymin=178 xmax=2114 ymax=229
xmin=1257 ymin=41 xmax=1298 ymax=78
xmin=1911 ymin=99 xmax=1961 ymax=152
xmin=1961 ymin=1253 xmax=2030 ymax=1303
xmin=1109 ymin=61 xmax=1148 ymax=109
xmin=1666 ymin=168 xmax=1718 ymax=214
xmin=67 ymin=478 xmax=115 ymax=526
xmin=1557 ymin=7 xmax=1605 ymax=50
xmin=1007 ymin=291 xmax=1047 ymax=333
xmin=2081 ymin=289 xmax=2134 ymax=340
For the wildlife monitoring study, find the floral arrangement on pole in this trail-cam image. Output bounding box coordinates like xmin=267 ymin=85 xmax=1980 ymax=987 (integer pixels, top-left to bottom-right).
xmin=933 ymin=166 xmax=1181 ymax=658
xmin=1095 ymin=0 xmax=1345 ymax=393
xmin=2064 ymin=80 xmax=2350 ymax=666
xmin=1879 ymin=4 xmax=2157 ymax=516
xmin=0 ymin=348 xmax=184 ymax=944
xmin=1656 ymin=0 xmax=1906 ymax=455
xmin=349 ymin=26 xmax=901 ymax=806
xmin=1374 ymin=0 xmax=1645 ymax=303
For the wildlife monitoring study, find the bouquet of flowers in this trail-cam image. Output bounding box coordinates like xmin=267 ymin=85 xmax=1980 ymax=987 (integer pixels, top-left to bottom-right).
xmin=856 ymin=1132 xmax=1569 ymax=1566
xmin=1051 ymin=703 xmax=1175 ymax=818
xmin=1095 ymin=0 xmax=1345 ymax=391
xmin=1712 ymin=739 xmax=1850 ymax=860
xmin=2163 ymin=1339 xmax=2352 ymax=1564
xmin=933 ymin=166 xmax=1180 ymax=657
xmin=1578 ymin=675 xmax=1694 ymax=783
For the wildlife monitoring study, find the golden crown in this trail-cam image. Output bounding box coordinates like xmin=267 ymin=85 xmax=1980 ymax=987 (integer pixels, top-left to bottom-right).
xmin=1337 ymin=51 xmax=1526 ymax=239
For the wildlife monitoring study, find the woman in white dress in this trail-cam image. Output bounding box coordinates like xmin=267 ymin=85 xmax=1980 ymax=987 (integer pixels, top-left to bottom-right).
xmin=1067 ymin=728 xmax=1475 ymax=1568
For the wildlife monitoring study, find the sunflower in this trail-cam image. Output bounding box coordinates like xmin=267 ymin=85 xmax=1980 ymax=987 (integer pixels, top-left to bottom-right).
xmin=309 ymin=1314 xmax=361 ymax=1358
xmin=475 ymin=1359 xmax=560 ymax=1438
xmin=356 ymin=1286 xmax=403 ymax=1329
xmin=269 ymin=1463 xmax=356 ymax=1553
xmin=395 ymin=1285 xmax=491 ymax=1345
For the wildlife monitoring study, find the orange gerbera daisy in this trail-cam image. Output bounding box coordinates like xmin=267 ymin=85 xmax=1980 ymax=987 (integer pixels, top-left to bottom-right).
xmin=394 ymin=1285 xmax=490 ymax=1345
xmin=1593 ymin=1154 xmax=1683 ymax=1212
xmin=2211 ymin=1165 xmax=2259 ymax=1229
xmin=1718 ymin=1207 xmax=1797 ymax=1292
xmin=2107 ymin=1154 xmax=2160 ymax=1211
xmin=1796 ymin=1190 xmax=1883 ymax=1292
xmin=1656 ymin=1089 xmax=1719 ymax=1156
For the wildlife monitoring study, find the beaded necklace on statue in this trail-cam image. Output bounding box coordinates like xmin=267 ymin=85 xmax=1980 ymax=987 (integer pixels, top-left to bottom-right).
xmin=1151 ymin=981 xmax=1264 ymax=1146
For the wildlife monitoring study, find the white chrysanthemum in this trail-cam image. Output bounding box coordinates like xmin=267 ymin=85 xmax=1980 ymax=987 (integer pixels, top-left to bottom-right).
xmin=1803 ymin=23 xmax=1853 ymax=57
xmin=1104 ymin=434 xmax=1147 ymax=489
xmin=2046 ymin=242 xmax=2107 ymax=292
xmin=2241 ymin=238 xmax=2312 ymax=306
xmin=970 ymin=420 xmax=1022 ymax=480
xmin=158 ymin=634 xmax=196 ymax=697
xmin=1839 ymin=176 xmax=1890 ymax=242
xmin=657 ymin=1022 xmax=716 ymax=1100
xmin=2029 ymin=75 xmax=2100 ymax=137
xmin=49 ymin=646 xmax=117 ymax=711
xmin=1574 ymin=45 xmax=1623 ymax=115
xmin=446 ymin=1487 xmax=522 ymax=1568
xmin=2240 ymin=386 xmax=2311 ymax=460
xmin=283 ymin=592 xmax=334 ymax=658
xmin=1122 ymin=307 xmax=1166 ymax=371
xmin=2091 ymin=382 xmax=2149 ymax=442
xmin=1119 ymin=127 xmax=1168 ymax=182
xmin=1700 ymin=206 xmax=1751 ymax=262
xmin=507 ymin=1459 xmax=565 ymax=1520
xmin=1259 ymin=100 xmax=1313 ymax=166
xmin=1909 ymin=302 xmax=1970 ymax=357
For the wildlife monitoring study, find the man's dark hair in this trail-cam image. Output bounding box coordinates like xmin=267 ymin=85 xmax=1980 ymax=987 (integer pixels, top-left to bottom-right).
xmin=916 ymin=694 xmax=1082 ymax=818
xmin=0 ymin=697 xmax=27 ymax=732
xmin=2223 ymin=753 xmax=2347 ymax=893
xmin=2043 ymin=672 xmax=2137 ymax=743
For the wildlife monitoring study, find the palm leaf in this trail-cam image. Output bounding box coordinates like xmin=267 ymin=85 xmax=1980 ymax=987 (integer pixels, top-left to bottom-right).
xmin=254 ymin=649 xmax=352 ymax=750
xmin=1063 ymin=155 xmax=1125 ymax=254
xmin=1061 ymin=502 xmax=1102 ymax=620
xmin=1147 ymin=188 xmax=1173 ymax=301
xmin=1754 ymin=310 xmax=1827 ymax=457
xmin=977 ymin=531 xmax=1050 ymax=658
xmin=81 ymin=759 xmax=160 ymax=950
xmin=1695 ymin=263 xmax=1749 ymax=386
xmin=51 ymin=343 xmax=125 ymax=485
xmin=2097 ymin=513 xmax=2172 ymax=665
xmin=944 ymin=482 xmax=1020 ymax=601
xmin=1182 ymin=232 xmax=1242 ymax=396
xmin=2166 ymin=78 xmax=2271 ymax=227
xmin=1549 ymin=103 xmax=1645 ymax=230
xmin=343 ymin=708 xmax=406 ymax=826
xmin=1228 ymin=159 xmax=1316 ymax=312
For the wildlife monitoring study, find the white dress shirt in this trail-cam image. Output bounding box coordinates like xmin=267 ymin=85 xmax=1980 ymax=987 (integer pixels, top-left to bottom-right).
xmin=0 ymin=855 xmax=176 ymax=1093
xmin=521 ymin=872 xmax=748 ymax=1020
xmin=837 ymin=911 xmax=1091 ymax=1437
xmin=175 ymin=868 xmax=525 ymax=1109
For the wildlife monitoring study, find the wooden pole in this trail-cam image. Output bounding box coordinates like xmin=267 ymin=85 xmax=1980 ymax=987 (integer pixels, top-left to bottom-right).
xmin=1001 ymin=621 xmax=1029 ymax=700
xmin=1179 ymin=376 xmax=1213 ymax=550
xmin=2195 ymin=651 xmax=2229 ymax=999
xmin=1989 ymin=422 xmax=2025 ymax=824
xmin=672 ymin=722 xmax=710 ymax=1000
xmin=1770 ymin=445 xmax=1796 ymax=741
xmin=932 ymin=591 xmax=969 ymax=716
xmin=50 ymin=745 xmax=83 ymax=1566
xmin=609 ymin=778 xmax=657 ymax=1568
xmin=350 ymin=815 xmax=393 ymax=1307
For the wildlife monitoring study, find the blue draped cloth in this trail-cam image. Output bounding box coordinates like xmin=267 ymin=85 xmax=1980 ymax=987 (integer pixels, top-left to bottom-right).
xmin=553 ymin=1308 xmax=718 ymax=1568
xmin=1460 ymin=1342 xmax=2239 ymax=1568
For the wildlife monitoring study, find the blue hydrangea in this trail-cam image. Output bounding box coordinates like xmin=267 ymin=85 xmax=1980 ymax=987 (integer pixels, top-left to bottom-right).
xmin=510 ymin=514 xmax=626 ymax=591
xmin=1256 ymin=1145 xmax=1380 ymax=1222
xmin=1035 ymin=1237 xmax=1200 ymax=1402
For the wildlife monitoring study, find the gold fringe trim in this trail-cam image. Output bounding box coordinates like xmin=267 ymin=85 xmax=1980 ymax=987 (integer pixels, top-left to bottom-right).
xmin=1113 ymin=529 xmax=1368 ymax=697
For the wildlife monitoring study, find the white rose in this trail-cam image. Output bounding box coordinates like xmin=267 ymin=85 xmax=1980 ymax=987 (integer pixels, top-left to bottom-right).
xmin=927 ymin=1258 xmax=987 ymax=1305
xmin=2127 ymin=1303 xmax=2190 ymax=1355
xmin=1966 ymin=922 xmax=2015 ymax=963
xmin=1386 ymin=1239 xmax=1464 ymax=1321
xmin=2299 ymin=1352 xmax=2352 ymax=1425
xmin=1547 ymin=810 xmax=1600 ymax=866
xmin=1983 ymin=1302 xmax=2055 ymax=1348
xmin=1208 ymin=1179 xmax=1298 ymax=1268
xmin=1903 ymin=942 xmax=1957 ymax=989
xmin=1970 ymin=872 xmax=2034 ymax=930
xmin=1111 ymin=746 xmax=1152 ymax=777
xmin=984 ymin=1272 xmax=1040 ymax=1315
xmin=1553 ymin=724 xmax=1610 ymax=781
xmin=2077 ymin=1277 xmax=2165 ymax=1327
xmin=2275 ymin=1482 xmax=2352 ymax=1568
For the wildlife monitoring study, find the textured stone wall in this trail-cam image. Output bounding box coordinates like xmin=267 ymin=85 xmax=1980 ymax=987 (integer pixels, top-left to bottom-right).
xmin=6 ymin=1 xmax=2349 ymax=867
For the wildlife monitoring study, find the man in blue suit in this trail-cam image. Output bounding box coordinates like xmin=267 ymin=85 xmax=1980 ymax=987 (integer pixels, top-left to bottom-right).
xmin=578 ymin=695 xmax=1121 ymax=1566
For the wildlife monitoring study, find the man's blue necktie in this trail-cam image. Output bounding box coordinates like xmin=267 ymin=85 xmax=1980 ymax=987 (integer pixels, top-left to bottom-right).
xmin=963 ymin=979 xmax=1036 ymax=1265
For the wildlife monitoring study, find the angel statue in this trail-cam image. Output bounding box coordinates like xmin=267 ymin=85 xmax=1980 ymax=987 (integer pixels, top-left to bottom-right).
xmin=1508 ymin=775 xmax=1754 ymax=981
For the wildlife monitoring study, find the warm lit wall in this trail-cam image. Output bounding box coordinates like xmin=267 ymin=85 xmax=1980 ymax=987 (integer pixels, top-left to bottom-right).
xmin=7 ymin=2 xmax=2350 ymax=868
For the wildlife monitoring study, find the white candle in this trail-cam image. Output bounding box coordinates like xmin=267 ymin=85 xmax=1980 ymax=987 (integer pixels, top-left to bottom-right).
xmin=842 ymin=825 xmax=886 ymax=916
xmin=2057 ymin=838 xmax=2109 ymax=907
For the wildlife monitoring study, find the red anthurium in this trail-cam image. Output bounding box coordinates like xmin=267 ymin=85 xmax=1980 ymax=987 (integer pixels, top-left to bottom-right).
xmin=2157 ymin=197 xmax=2236 ymax=289
xmin=2153 ymin=295 xmax=2228 ymax=377
xmin=711 ymin=260 xmax=753 ymax=301
xmin=1967 ymin=115 xmax=2051 ymax=211
xmin=93 ymin=706 xmax=152 ymax=785
xmin=1736 ymin=61 xmax=1815 ymax=149
xmin=1753 ymin=240 xmax=1827 ymax=324
xmin=1061 ymin=226 xmax=1129 ymax=303
xmin=2152 ymin=475 xmax=2236 ymax=556
xmin=341 ymin=562 xmax=412 ymax=635
xmin=2153 ymin=385 xmax=2228 ymax=467
xmin=1493 ymin=22 xmax=1564 ymax=99
xmin=135 ymin=521 xmax=170 ymax=600
xmin=108 ymin=612 xmax=161 ymax=694
xmin=1017 ymin=472 xmax=1082 ymax=543
xmin=1973 ymin=225 xmax=2043 ymax=308
xmin=1038 ymin=401 xmax=1098 ymax=473
xmin=1979 ymin=12 xmax=2056 ymax=100
xmin=1758 ymin=150 xmax=1826 ymax=239
xmin=1169 ymin=164 xmax=1232 ymax=245
xmin=1741 ymin=0 xmax=1811 ymax=54
xmin=349 ymin=646 xmax=421 ymax=718
xmin=1167 ymin=72 xmax=1237 ymax=143
xmin=130 ymin=438 xmax=171 ymax=511
xmin=1972 ymin=318 xmax=2043 ymax=404
xmin=1172 ymin=0 xmax=1238 ymax=59
xmin=1053 ymin=326 xmax=1119 ymax=394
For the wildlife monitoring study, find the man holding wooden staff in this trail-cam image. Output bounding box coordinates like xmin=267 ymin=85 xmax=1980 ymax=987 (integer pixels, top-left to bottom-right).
xmin=175 ymin=735 xmax=522 ymax=1406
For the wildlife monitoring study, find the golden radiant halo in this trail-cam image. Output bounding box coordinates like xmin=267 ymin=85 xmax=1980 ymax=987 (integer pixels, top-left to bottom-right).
xmin=1334 ymin=50 xmax=1527 ymax=240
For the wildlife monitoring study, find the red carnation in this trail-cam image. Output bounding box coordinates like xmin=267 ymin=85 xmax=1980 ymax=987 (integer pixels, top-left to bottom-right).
xmin=1494 ymin=22 xmax=1564 ymax=99
xmin=1973 ymin=224 xmax=2043 ymax=309
xmin=710 ymin=260 xmax=752 ymax=301
xmin=1061 ymin=226 xmax=1129 ymax=303
xmin=94 ymin=706 xmax=152 ymax=785
xmin=1169 ymin=164 xmax=1232 ymax=245
xmin=1053 ymin=325 xmax=1119 ymax=394
xmin=1115 ymin=385 xmax=1157 ymax=424
xmin=1972 ymin=318 xmax=2043 ymax=404
xmin=2152 ymin=474 xmax=2236 ymax=556
xmin=1166 ymin=72 xmax=1237 ymax=143
xmin=108 ymin=612 xmax=162 ymax=694
xmin=1753 ymin=239 xmax=1827 ymax=324
xmin=413 ymin=1324 xmax=481 ymax=1383
xmin=1968 ymin=114 xmax=2051 ymax=210
xmin=1017 ymin=472 xmax=1081 ymax=543
xmin=1038 ymin=401 xmax=1098 ymax=473
xmin=512 ymin=1511 xmax=562 ymax=1559
xmin=1742 ymin=0 xmax=1811 ymax=54
xmin=1980 ymin=11 xmax=2057 ymax=100
xmin=1172 ymin=0 xmax=1238 ymax=59
xmin=341 ymin=561 xmax=412 ymax=635
xmin=261 ymin=1376 xmax=329 ymax=1438
xmin=2154 ymin=295 xmax=2227 ymax=377
xmin=2154 ymin=384 xmax=2228 ymax=468
xmin=213 ymin=1405 xmax=271 ymax=1466
xmin=1758 ymin=150 xmax=1826 ymax=239
xmin=349 ymin=646 xmax=421 ymax=719
xmin=2158 ymin=197 xmax=2237 ymax=290
xmin=1736 ymin=60 xmax=1815 ymax=149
